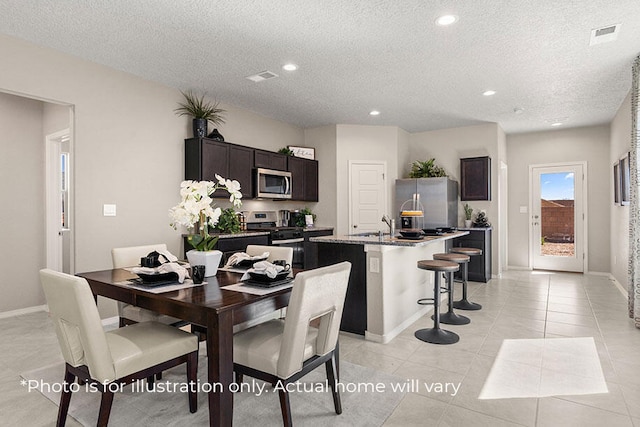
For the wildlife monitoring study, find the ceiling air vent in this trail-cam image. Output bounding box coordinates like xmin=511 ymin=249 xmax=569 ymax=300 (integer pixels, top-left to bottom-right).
xmin=246 ymin=71 xmax=279 ymax=83
xmin=589 ymin=23 xmax=621 ymax=46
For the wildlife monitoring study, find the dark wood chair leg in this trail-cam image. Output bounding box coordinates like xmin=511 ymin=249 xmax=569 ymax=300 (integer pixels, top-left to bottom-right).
xmin=325 ymin=352 xmax=342 ymax=415
xmin=97 ymin=390 xmax=114 ymax=427
xmin=187 ymin=351 xmax=198 ymax=413
xmin=147 ymin=375 xmax=155 ymax=391
xmin=156 ymin=372 xmax=162 ymax=380
xmin=119 ymin=317 xmax=126 ymax=328
xmin=235 ymin=372 xmax=243 ymax=384
xmin=57 ymin=365 xmax=76 ymax=427
xmin=278 ymin=387 xmax=293 ymax=427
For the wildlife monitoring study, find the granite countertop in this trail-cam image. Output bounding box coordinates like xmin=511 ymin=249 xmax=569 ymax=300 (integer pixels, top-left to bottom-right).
xmin=182 ymin=231 xmax=270 ymax=239
xmin=303 ymin=226 xmax=334 ymax=232
xmin=309 ymin=230 xmax=469 ymax=247
xmin=457 ymin=227 xmax=493 ymax=231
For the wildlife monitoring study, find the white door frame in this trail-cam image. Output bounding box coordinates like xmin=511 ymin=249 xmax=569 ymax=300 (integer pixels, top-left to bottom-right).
xmin=45 ymin=128 xmax=74 ymax=273
xmin=348 ymin=160 xmax=388 ymax=234
xmin=528 ymin=161 xmax=588 ymax=272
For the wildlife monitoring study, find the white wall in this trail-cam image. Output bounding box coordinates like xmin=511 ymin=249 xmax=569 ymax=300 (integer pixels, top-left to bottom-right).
xmin=610 ymin=92 xmax=632 ymax=287
xmin=335 ymin=125 xmax=400 ymax=235
xmin=0 ymin=92 xmax=45 ymax=311
xmin=409 ymin=123 xmax=502 ymax=275
xmin=0 ymin=34 xmax=304 ymax=316
xmin=507 ymin=125 xmax=611 ymax=273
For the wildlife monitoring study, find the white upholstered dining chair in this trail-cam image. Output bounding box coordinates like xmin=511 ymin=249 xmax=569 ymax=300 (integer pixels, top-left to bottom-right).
xmin=111 ymin=243 xmax=183 ymax=327
xmin=233 ymin=261 xmax=351 ymax=426
xmin=245 ymin=245 xmax=294 ymax=277
xmin=40 ymin=269 xmax=199 ymax=427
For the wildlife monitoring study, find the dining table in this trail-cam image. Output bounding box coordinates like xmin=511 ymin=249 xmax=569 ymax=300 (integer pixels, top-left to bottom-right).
xmin=77 ymin=268 xmax=293 ymax=427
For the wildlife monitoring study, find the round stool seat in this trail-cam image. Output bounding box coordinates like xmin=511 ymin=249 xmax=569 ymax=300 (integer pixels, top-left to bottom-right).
xmin=417 ymin=260 xmax=459 ymax=272
xmin=433 ymin=253 xmax=470 ymax=264
xmin=451 ymin=247 xmax=482 ymax=256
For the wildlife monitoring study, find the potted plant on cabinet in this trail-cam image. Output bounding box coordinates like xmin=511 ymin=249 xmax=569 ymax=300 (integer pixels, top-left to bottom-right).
xmin=174 ymin=90 xmax=226 ymax=138
xmin=463 ymin=203 xmax=473 ymax=228
xmin=169 ymin=176 xmax=242 ymax=276
xmin=408 ymin=158 xmax=447 ymax=178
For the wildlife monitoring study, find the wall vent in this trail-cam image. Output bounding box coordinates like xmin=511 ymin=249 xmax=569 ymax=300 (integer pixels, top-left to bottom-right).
xmin=589 ymin=23 xmax=621 ymax=46
xmin=246 ymin=70 xmax=279 ymax=82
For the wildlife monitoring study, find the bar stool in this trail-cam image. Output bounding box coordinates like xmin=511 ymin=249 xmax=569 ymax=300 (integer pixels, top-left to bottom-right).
xmin=432 ymin=253 xmax=471 ymax=325
xmin=450 ymin=247 xmax=483 ymax=310
xmin=415 ymin=260 xmax=460 ymax=345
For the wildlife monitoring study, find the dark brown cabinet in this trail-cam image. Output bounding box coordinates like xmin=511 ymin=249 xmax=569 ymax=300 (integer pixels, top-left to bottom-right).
xmin=303 ymin=228 xmax=334 ymax=269
xmin=460 ymin=156 xmax=491 ymax=201
xmin=254 ymin=149 xmax=287 ymax=171
xmin=446 ymin=228 xmax=492 ymax=282
xmin=185 ymin=138 xmax=254 ymax=198
xmin=288 ymin=156 xmax=319 ymax=202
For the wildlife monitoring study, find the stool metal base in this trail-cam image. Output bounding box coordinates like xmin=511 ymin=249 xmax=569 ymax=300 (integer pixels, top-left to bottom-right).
xmin=453 ymin=299 xmax=482 ymax=310
xmin=415 ymin=328 xmax=459 ymax=345
xmin=433 ymin=311 xmax=471 ymax=325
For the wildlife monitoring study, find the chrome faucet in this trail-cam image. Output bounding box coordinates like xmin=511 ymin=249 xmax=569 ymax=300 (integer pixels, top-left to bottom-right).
xmin=381 ymin=215 xmax=395 ymax=236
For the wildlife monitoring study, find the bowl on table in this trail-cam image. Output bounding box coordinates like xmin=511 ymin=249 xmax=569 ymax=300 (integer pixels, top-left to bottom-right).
xmin=399 ymin=229 xmax=424 ymax=239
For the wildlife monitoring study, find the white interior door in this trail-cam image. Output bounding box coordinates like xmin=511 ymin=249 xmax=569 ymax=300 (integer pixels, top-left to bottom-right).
xmin=46 ymin=129 xmax=72 ymax=273
xmin=531 ymin=163 xmax=585 ymax=272
xmin=349 ymin=162 xmax=387 ymax=234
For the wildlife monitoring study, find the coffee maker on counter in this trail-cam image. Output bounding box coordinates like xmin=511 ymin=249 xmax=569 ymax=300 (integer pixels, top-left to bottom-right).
xmin=278 ymin=210 xmax=290 ymax=227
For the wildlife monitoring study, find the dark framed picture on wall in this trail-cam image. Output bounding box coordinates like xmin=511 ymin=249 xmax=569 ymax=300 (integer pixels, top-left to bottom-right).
xmin=613 ymin=161 xmax=620 ymax=204
xmin=620 ymin=153 xmax=630 ymax=206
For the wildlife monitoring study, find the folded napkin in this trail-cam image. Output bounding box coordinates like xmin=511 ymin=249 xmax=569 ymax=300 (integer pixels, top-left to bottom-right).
xmin=225 ymin=251 xmax=270 ymax=268
xmin=241 ymin=261 xmax=285 ymax=281
xmin=158 ymin=249 xmax=178 ymax=263
xmin=131 ymin=262 xmax=189 ymax=283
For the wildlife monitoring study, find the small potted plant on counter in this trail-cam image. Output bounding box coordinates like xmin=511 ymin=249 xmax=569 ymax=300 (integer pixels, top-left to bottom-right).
xmin=294 ymin=207 xmax=317 ymax=228
xmin=463 ymin=203 xmax=473 ymax=228
xmin=214 ymin=208 xmax=242 ymax=234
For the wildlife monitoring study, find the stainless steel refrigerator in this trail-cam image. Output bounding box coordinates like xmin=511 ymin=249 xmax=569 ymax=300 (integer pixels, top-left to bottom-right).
xmin=395 ymin=177 xmax=459 ymax=229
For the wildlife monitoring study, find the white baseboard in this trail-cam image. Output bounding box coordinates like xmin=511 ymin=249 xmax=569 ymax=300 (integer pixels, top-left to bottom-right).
xmin=506 ymin=265 xmax=532 ymax=271
xmin=586 ymin=271 xmax=611 ymax=277
xmin=0 ymin=305 xmax=47 ymax=319
xmin=365 ymin=305 xmax=434 ymax=344
xmin=609 ymin=274 xmax=629 ymax=298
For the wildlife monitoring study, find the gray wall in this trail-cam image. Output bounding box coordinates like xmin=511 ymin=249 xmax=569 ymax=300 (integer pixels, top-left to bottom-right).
xmin=0 ymin=33 xmax=304 ymax=317
xmin=0 ymin=93 xmax=45 ymax=311
xmin=507 ymin=125 xmax=611 ymax=273
xmin=610 ymin=92 xmax=631 ymax=287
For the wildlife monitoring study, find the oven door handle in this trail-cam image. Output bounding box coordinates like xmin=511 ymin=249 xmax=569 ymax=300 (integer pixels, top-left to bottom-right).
xmin=271 ymin=238 xmax=304 ymax=245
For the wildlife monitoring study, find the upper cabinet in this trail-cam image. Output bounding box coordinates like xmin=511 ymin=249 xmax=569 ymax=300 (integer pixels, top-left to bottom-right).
xmin=185 ymin=138 xmax=253 ymax=198
xmin=254 ymin=149 xmax=287 ymax=171
xmin=185 ymin=138 xmax=319 ymax=201
xmin=460 ymin=156 xmax=491 ymax=201
xmin=288 ymin=156 xmax=318 ymax=202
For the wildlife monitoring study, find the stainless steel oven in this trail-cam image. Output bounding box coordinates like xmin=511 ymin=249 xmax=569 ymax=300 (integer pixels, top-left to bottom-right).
xmin=245 ymin=210 xmax=304 ymax=269
xmin=255 ymin=168 xmax=292 ymax=199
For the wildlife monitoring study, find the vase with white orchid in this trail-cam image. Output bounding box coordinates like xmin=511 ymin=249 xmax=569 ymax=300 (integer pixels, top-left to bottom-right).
xmin=169 ymin=176 xmax=242 ymax=276
xmin=170 ymin=176 xmax=242 ymax=249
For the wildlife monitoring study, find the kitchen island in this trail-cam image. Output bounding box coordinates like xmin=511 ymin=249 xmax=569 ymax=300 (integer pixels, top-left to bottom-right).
xmin=310 ymin=231 xmax=468 ymax=343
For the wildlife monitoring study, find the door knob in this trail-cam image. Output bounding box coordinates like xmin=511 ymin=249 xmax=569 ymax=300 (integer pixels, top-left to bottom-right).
xmin=353 ymin=224 xmax=358 ymax=228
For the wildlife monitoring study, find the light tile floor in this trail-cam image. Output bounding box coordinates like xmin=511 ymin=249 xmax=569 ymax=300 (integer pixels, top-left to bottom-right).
xmin=1 ymin=270 xmax=639 ymax=426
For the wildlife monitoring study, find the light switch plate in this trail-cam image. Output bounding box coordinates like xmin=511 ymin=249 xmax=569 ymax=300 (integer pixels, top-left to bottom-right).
xmin=369 ymin=257 xmax=380 ymax=273
xmin=103 ymin=204 xmax=117 ymax=216
xmin=519 ymin=206 xmax=528 ymax=213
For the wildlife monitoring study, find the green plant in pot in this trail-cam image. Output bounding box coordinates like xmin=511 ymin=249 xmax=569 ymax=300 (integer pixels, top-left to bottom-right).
xmin=408 ymin=158 xmax=447 ymax=178
xmin=215 ymin=208 xmax=242 ymax=234
xmin=294 ymin=207 xmax=316 ymax=227
xmin=278 ymin=147 xmax=294 ymax=156
xmin=463 ymin=203 xmax=473 ymax=228
xmin=175 ymin=90 xmax=226 ymax=138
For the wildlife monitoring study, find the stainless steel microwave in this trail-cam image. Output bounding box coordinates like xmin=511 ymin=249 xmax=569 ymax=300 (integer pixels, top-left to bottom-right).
xmin=255 ymin=168 xmax=292 ymax=199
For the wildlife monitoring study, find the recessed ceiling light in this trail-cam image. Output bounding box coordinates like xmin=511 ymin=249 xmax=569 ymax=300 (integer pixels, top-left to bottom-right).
xmin=369 ymin=110 xmax=380 ymax=116
xmin=436 ymin=14 xmax=458 ymax=26
xmin=551 ymin=122 xmax=563 ymax=127
xmin=513 ymin=107 xmax=524 ymax=114
xmin=483 ymin=90 xmax=496 ymax=96
xmin=282 ymin=63 xmax=298 ymax=71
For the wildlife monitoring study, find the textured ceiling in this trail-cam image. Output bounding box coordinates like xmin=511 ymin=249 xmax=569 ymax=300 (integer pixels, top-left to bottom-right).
xmin=1 ymin=0 xmax=639 ymax=133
